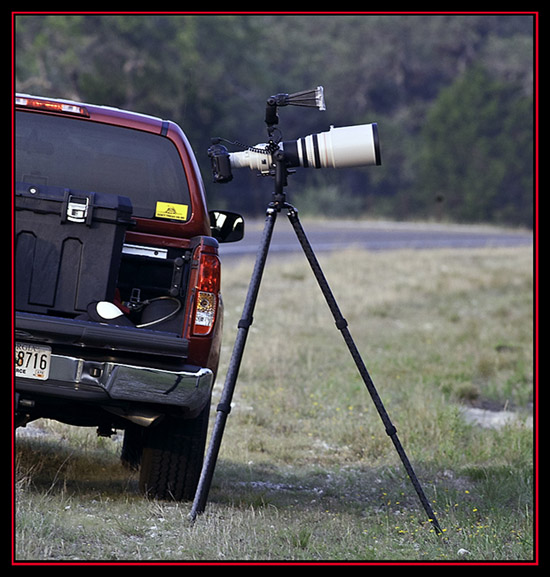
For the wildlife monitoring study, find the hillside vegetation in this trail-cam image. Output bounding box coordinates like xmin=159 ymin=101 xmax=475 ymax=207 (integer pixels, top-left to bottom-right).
xmin=15 ymin=13 xmax=535 ymax=226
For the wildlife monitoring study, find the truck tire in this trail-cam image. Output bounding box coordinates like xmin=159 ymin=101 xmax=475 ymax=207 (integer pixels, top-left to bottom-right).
xmin=138 ymin=402 xmax=210 ymax=501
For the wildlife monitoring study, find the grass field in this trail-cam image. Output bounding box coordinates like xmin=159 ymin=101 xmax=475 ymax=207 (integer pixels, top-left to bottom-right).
xmin=14 ymin=242 xmax=536 ymax=564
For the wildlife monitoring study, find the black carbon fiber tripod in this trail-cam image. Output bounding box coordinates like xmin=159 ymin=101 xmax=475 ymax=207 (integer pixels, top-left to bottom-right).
xmin=190 ymin=150 xmax=443 ymax=536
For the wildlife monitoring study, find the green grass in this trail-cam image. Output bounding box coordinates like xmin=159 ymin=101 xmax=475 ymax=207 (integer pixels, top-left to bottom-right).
xmin=14 ymin=244 xmax=535 ymax=564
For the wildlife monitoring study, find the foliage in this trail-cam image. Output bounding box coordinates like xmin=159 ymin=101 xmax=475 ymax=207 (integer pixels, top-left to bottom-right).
xmin=14 ymin=13 xmax=535 ymax=226
xmin=415 ymin=66 xmax=533 ymax=225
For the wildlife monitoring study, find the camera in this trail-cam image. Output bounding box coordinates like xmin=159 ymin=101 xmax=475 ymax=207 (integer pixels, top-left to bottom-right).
xmin=208 ymin=87 xmax=381 ymax=183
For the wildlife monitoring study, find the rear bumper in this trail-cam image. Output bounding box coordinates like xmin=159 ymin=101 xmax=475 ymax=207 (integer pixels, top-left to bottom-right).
xmin=15 ymin=312 xmax=214 ymax=422
xmin=16 ymin=352 xmax=214 ymax=408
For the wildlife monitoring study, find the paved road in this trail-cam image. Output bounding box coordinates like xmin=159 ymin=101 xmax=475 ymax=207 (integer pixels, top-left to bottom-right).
xmin=219 ymin=218 xmax=533 ymax=259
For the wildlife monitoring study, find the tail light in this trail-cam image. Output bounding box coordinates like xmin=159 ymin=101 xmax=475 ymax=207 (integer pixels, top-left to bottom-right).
xmin=191 ymin=250 xmax=221 ymax=336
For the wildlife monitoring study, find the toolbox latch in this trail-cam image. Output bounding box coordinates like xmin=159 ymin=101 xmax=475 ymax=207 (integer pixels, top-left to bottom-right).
xmin=62 ymin=190 xmax=95 ymax=225
xmin=66 ymin=195 xmax=89 ymax=223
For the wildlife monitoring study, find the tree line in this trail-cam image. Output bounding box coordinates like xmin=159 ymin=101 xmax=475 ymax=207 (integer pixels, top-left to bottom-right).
xmin=14 ymin=13 xmax=535 ymax=226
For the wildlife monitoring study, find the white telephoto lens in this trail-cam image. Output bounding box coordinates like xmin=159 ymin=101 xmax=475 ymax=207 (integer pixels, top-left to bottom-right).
xmin=300 ymin=124 xmax=381 ymax=169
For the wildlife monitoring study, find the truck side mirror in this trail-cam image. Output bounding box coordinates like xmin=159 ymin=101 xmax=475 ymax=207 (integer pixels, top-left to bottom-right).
xmin=209 ymin=210 xmax=244 ymax=243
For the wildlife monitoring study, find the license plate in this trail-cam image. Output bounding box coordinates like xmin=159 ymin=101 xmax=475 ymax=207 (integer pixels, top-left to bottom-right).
xmin=15 ymin=342 xmax=51 ymax=380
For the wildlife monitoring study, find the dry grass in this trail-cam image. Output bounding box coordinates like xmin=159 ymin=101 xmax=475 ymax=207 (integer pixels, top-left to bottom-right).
xmin=14 ymin=244 xmax=535 ymax=563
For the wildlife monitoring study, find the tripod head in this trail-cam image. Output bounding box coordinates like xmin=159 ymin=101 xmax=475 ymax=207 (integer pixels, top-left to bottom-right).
xmin=265 ymin=87 xmax=327 ymax=200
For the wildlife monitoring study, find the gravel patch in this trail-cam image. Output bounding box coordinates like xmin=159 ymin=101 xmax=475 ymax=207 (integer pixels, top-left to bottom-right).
xmin=460 ymin=406 xmax=533 ymax=429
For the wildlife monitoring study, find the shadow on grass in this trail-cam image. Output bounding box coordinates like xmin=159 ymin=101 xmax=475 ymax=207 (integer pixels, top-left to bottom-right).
xmin=15 ymin=434 xmax=139 ymax=498
xmin=195 ymin=457 xmax=441 ymax=520
xmin=15 ymin=431 xmax=442 ymax=517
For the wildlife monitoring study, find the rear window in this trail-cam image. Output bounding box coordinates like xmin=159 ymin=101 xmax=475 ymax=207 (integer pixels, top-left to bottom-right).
xmin=15 ymin=110 xmax=191 ymax=221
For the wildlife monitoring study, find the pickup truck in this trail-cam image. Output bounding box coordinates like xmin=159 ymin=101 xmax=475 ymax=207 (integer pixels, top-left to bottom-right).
xmin=14 ymin=94 xmax=243 ymax=501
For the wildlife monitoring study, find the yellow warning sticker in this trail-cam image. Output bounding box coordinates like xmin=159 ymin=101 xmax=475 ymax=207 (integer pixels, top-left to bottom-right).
xmin=155 ymin=202 xmax=189 ymax=221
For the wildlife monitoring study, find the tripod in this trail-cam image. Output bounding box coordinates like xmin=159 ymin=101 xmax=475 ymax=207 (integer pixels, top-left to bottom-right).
xmin=190 ymin=153 xmax=443 ymax=536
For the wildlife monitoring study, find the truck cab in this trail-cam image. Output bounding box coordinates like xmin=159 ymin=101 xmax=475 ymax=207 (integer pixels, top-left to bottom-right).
xmin=14 ymin=94 xmax=243 ymax=500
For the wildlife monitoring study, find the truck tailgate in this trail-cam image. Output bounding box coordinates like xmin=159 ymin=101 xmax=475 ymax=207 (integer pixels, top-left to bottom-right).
xmin=15 ymin=312 xmax=188 ymax=359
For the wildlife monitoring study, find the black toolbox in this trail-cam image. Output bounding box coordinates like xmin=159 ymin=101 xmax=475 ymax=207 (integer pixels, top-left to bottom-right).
xmin=15 ymin=182 xmax=134 ymax=316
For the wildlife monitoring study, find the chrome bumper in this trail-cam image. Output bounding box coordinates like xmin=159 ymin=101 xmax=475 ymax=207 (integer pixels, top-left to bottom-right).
xmin=16 ymin=353 xmax=214 ymax=408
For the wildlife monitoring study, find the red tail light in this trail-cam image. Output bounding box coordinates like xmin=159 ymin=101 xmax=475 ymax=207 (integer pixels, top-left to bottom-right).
xmin=191 ymin=252 xmax=220 ymax=336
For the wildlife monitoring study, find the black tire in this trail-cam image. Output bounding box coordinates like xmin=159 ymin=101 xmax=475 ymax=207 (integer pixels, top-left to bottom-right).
xmin=138 ymin=402 xmax=210 ymax=501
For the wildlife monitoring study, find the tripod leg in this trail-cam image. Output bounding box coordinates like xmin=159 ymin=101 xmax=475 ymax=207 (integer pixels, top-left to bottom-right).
xmin=286 ymin=208 xmax=443 ymax=535
xmin=190 ymin=207 xmax=279 ymax=521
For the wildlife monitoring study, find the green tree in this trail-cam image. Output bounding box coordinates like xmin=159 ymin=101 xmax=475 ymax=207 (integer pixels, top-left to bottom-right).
xmin=14 ymin=13 xmax=535 ymax=223
xmin=415 ymin=65 xmax=533 ymax=226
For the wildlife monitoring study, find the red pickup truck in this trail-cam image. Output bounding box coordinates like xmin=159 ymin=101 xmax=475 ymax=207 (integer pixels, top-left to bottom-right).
xmin=14 ymin=94 xmax=243 ymax=500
